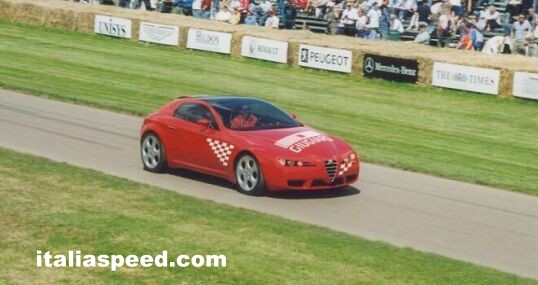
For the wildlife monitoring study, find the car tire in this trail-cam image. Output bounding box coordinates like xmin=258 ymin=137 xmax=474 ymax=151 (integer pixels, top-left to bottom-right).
xmin=235 ymin=153 xmax=267 ymax=196
xmin=141 ymin=132 xmax=167 ymax=173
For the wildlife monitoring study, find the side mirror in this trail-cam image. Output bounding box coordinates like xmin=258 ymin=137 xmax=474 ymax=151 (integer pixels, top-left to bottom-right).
xmin=197 ymin=118 xmax=211 ymax=128
xmin=290 ymin=113 xmax=297 ymax=119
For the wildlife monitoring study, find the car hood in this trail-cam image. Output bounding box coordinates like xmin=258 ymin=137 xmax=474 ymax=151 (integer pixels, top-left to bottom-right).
xmin=234 ymin=126 xmax=353 ymax=160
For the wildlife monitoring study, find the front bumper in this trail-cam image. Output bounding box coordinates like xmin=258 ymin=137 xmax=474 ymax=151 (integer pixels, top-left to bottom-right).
xmin=264 ymin=160 xmax=360 ymax=191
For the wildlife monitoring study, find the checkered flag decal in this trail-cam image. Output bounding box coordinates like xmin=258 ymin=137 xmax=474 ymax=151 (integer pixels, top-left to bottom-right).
xmin=338 ymin=160 xmax=353 ymax=176
xmin=207 ymin=138 xmax=235 ymax=167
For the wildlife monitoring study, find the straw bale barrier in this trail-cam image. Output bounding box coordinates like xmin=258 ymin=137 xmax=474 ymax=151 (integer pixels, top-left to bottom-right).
xmin=1 ymin=0 xmax=537 ymax=98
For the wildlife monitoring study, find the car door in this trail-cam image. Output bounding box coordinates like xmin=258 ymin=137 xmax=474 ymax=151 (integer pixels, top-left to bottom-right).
xmin=168 ymin=102 xmax=223 ymax=173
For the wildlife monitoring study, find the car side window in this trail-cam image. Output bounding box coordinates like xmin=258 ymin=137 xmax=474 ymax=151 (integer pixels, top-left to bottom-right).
xmin=174 ymin=103 xmax=218 ymax=129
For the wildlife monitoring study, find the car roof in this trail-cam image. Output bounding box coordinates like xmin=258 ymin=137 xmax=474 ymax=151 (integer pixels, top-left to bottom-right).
xmin=180 ymin=95 xmax=267 ymax=104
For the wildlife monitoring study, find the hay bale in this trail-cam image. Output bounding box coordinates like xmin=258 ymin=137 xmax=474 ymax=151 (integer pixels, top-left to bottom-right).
xmin=499 ymin=68 xmax=513 ymax=98
xmin=230 ymin=32 xmax=243 ymax=60
xmin=73 ymin=11 xmax=95 ymax=34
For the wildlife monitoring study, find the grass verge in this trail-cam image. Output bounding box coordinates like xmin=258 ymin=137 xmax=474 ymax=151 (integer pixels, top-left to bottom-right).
xmin=0 ymin=21 xmax=537 ymax=195
xmin=0 ymin=147 xmax=536 ymax=284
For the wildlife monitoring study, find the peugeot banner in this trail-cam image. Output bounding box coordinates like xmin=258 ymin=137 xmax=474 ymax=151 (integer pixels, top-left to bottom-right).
xmin=298 ymin=45 xmax=352 ymax=73
xmin=362 ymin=54 xmax=418 ymax=83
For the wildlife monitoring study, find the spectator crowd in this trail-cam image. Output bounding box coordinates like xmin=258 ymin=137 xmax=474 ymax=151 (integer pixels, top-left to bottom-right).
xmin=73 ymin=0 xmax=537 ymax=56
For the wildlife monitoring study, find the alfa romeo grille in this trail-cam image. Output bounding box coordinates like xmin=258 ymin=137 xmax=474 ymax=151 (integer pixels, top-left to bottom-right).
xmin=324 ymin=160 xmax=337 ymax=181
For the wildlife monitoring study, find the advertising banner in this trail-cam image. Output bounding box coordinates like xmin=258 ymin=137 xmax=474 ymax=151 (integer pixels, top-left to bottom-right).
xmin=94 ymin=15 xmax=132 ymax=39
xmin=298 ymin=44 xmax=352 ymax=73
xmin=139 ymin=22 xmax=179 ymax=46
xmin=186 ymin=29 xmax=232 ymax=54
xmin=241 ymin=36 xmax=288 ymax=64
xmin=432 ymin=62 xmax=500 ymax=95
xmin=363 ymin=54 xmax=419 ymax=83
xmin=513 ymin=72 xmax=538 ymax=100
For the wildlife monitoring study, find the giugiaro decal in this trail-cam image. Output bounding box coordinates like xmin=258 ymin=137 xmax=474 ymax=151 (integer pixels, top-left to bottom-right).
xmin=275 ymin=131 xmax=332 ymax=153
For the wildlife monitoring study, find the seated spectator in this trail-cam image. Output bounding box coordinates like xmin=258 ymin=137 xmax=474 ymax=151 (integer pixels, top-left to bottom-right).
xmin=265 ymin=10 xmax=280 ymax=28
xmin=260 ymin=0 xmax=273 ymax=13
xmin=430 ymin=0 xmax=443 ymax=15
xmin=470 ymin=14 xmax=487 ymax=31
xmin=484 ymin=6 xmax=501 ymax=32
xmin=469 ymin=24 xmax=485 ymax=50
xmin=356 ymin=8 xmax=369 ymax=37
xmin=407 ymin=10 xmax=420 ymax=30
xmin=229 ymin=7 xmax=242 ymax=24
xmin=389 ymin=14 xmax=404 ymax=33
xmin=315 ymin=0 xmax=330 ymax=18
xmin=456 ymin=27 xmax=473 ymax=50
xmin=399 ymin=0 xmax=417 ymax=20
xmin=482 ymin=35 xmax=512 ymax=54
xmin=414 ymin=23 xmax=431 ymax=44
xmin=215 ymin=5 xmax=232 ymax=21
xmin=244 ymin=11 xmax=259 ymax=25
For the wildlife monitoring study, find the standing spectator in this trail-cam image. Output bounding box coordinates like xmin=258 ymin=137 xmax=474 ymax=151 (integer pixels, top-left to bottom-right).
xmin=414 ymin=22 xmax=431 ymax=44
xmin=378 ymin=4 xmax=390 ymax=38
xmin=327 ymin=2 xmax=342 ymax=34
xmin=341 ymin=1 xmax=359 ymax=36
xmin=484 ymin=6 xmax=501 ymax=32
xmin=449 ymin=0 xmax=461 ymax=18
xmin=265 ymin=10 xmax=280 ymax=28
xmin=283 ymin=1 xmax=298 ymax=29
xmin=506 ymin=0 xmax=522 ymax=19
xmin=511 ymin=14 xmax=532 ymax=54
xmin=416 ymin=0 xmax=431 ymax=24
xmin=200 ymin=0 xmax=212 ymax=18
xmin=367 ymin=3 xmax=382 ymax=38
xmin=356 ymin=8 xmax=369 ymax=37
xmin=193 ymin=0 xmax=203 ymax=17
xmin=388 ymin=0 xmax=403 ymax=15
xmin=437 ymin=8 xmax=453 ymax=47
xmin=528 ymin=8 xmax=535 ymax=24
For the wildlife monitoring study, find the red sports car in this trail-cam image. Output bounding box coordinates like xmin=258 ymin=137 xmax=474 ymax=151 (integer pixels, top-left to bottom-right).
xmin=140 ymin=96 xmax=360 ymax=195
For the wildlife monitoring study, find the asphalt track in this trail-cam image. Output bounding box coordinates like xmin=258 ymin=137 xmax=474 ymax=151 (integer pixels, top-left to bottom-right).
xmin=1 ymin=89 xmax=538 ymax=279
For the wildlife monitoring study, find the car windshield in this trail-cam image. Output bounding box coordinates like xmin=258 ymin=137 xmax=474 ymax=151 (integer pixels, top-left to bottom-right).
xmin=203 ymin=97 xmax=301 ymax=131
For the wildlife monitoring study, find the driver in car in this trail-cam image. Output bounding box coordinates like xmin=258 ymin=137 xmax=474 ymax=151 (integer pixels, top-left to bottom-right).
xmin=231 ymin=104 xmax=258 ymax=129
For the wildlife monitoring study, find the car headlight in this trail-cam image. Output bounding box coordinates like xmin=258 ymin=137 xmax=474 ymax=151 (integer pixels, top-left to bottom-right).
xmin=277 ymin=159 xmax=315 ymax=167
xmin=343 ymin=152 xmax=358 ymax=163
